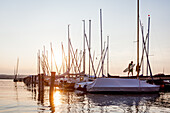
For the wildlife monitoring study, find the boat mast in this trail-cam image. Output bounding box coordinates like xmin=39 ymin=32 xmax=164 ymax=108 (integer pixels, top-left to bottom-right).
xmin=82 ymin=20 xmax=86 ymax=74
xmin=38 ymin=50 xmax=40 ymax=75
xmin=43 ymin=45 xmax=46 ymax=76
xmin=146 ymin=15 xmax=150 ymax=76
xmin=68 ymin=25 xmax=70 ymax=73
xmin=14 ymin=67 xmax=15 ymax=75
xmin=89 ymin=20 xmax=91 ymax=76
xmin=50 ymin=42 xmax=53 ymax=72
xmin=137 ymin=0 xmax=140 ymax=77
xmin=141 ymin=24 xmax=144 ymax=75
xmin=107 ymin=36 xmax=109 ymax=77
xmin=15 ymin=57 xmax=19 ymax=79
xmin=100 ymin=9 xmax=103 ymax=76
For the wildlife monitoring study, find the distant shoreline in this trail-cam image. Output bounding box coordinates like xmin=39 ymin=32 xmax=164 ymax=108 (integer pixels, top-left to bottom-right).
xmin=0 ymin=74 xmax=28 ymax=79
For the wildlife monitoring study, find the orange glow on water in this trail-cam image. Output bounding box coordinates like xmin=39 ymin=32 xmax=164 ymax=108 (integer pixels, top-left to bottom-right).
xmin=53 ymin=90 xmax=62 ymax=106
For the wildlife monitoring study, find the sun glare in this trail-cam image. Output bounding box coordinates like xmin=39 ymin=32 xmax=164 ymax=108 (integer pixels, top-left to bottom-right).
xmin=53 ymin=90 xmax=62 ymax=106
xmin=54 ymin=53 xmax=62 ymax=67
xmin=51 ymin=50 xmax=63 ymax=72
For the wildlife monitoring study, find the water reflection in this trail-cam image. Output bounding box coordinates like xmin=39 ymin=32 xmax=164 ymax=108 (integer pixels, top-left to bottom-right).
xmin=38 ymin=86 xmax=44 ymax=106
xmin=53 ymin=91 xmax=62 ymax=106
xmin=14 ymin=82 xmax=19 ymax=101
xmin=155 ymin=92 xmax=170 ymax=108
xmin=21 ymin=81 xmax=170 ymax=113
xmin=86 ymin=93 xmax=159 ymax=113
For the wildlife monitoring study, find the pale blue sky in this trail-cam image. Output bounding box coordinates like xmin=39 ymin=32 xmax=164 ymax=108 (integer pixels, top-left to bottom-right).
xmin=0 ymin=0 xmax=170 ymax=75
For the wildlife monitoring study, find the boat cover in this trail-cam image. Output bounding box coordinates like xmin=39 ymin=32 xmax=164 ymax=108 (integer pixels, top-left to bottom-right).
xmin=86 ymin=78 xmax=160 ymax=92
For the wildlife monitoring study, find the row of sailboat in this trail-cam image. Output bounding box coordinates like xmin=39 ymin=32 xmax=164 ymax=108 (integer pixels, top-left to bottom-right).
xmin=37 ymin=0 xmax=160 ymax=93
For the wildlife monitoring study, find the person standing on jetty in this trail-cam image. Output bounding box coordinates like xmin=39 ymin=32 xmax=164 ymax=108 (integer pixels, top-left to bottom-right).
xmin=128 ymin=61 xmax=134 ymax=77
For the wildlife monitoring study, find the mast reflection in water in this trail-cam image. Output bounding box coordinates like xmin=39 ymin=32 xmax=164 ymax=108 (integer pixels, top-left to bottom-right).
xmin=0 ymin=80 xmax=170 ymax=113
xmin=34 ymin=83 xmax=170 ymax=113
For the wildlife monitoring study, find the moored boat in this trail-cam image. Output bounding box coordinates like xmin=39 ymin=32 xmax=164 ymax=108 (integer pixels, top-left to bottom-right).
xmin=86 ymin=78 xmax=160 ymax=93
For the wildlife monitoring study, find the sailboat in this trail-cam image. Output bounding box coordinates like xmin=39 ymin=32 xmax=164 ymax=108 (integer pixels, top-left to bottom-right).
xmin=13 ymin=57 xmax=19 ymax=82
xmin=86 ymin=0 xmax=160 ymax=93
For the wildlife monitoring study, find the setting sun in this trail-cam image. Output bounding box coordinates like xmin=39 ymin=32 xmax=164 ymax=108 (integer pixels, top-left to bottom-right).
xmin=51 ymin=47 xmax=63 ymax=73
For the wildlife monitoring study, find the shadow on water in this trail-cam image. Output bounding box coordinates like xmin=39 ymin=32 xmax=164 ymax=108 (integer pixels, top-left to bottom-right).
xmin=86 ymin=93 xmax=159 ymax=106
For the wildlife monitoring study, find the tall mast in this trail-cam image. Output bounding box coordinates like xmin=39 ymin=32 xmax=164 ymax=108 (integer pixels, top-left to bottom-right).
xmin=16 ymin=57 xmax=19 ymax=75
xmin=107 ymin=36 xmax=109 ymax=77
xmin=82 ymin=20 xmax=85 ymax=74
xmin=141 ymin=25 xmax=144 ymax=75
xmin=68 ymin=25 xmax=70 ymax=72
xmin=146 ymin=15 xmax=150 ymax=76
xmin=38 ymin=50 xmax=40 ymax=75
xmin=137 ymin=0 xmax=140 ymax=77
xmin=100 ymin=9 xmax=103 ymax=76
xmin=14 ymin=67 xmax=15 ymax=75
xmin=89 ymin=20 xmax=91 ymax=75
xmin=15 ymin=57 xmax=19 ymax=79
xmin=50 ymin=42 xmax=53 ymax=72
xmin=44 ymin=45 xmax=46 ymax=75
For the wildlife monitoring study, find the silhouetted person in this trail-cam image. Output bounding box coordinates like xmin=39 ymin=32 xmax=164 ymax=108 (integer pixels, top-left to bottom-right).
xmin=128 ymin=61 xmax=133 ymax=77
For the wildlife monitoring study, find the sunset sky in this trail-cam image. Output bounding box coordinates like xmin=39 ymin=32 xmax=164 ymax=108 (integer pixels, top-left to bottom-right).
xmin=0 ymin=0 xmax=170 ymax=76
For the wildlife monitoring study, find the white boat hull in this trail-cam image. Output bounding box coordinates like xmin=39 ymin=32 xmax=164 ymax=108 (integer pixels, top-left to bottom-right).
xmin=86 ymin=78 xmax=160 ymax=93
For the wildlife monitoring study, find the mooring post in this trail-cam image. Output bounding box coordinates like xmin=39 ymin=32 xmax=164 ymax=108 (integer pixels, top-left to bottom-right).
xmin=38 ymin=74 xmax=41 ymax=92
xmin=34 ymin=75 xmax=36 ymax=87
xmin=42 ymin=74 xmax=44 ymax=92
xmin=49 ymin=72 xmax=56 ymax=112
xmin=31 ymin=75 xmax=33 ymax=87
xmin=38 ymin=74 xmax=44 ymax=104
xmin=50 ymin=72 xmax=55 ymax=92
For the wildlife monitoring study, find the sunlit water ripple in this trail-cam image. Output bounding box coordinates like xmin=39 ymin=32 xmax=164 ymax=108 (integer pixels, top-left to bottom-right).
xmin=0 ymin=79 xmax=170 ymax=113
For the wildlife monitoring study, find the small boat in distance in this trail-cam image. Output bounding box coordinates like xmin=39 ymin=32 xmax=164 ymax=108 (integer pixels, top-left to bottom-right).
xmin=13 ymin=57 xmax=21 ymax=82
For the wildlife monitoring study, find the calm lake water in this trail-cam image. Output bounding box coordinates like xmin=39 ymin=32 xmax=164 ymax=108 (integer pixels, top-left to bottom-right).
xmin=0 ymin=79 xmax=170 ymax=113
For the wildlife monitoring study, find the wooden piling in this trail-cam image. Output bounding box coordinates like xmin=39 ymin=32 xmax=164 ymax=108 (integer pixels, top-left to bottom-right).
xmin=50 ymin=72 xmax=56 ymax=92
xmin=31 ymin=75 xmax=33 ymax=87
xmin=38 ymin=74 xmax=44 ymax=104
xmin=34 ymin=75 xmax=36 ymax=87
xmin=38 ymin=74 xmax=41 ymax=91
xmin=49 ymin=72 xmax=56 ymax=112
xmin=42 ymin=74 xmax=44 ymax=90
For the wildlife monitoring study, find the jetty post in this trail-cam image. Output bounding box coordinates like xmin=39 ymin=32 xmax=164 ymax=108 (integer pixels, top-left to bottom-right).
xmin=31 ymin=75 xmax=34 ymax=87
xmin=49 ymin=71 xmax=56 ymax=112
xmin=37 ymin=50 xmax=44 ymax=104
xmin=50 ymin=72 xmax=56 ymax=96
xmin=34 ymin=75 xmax=36 ymax=87
xmin=38 ymin=74 xmax=44 ymax=104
